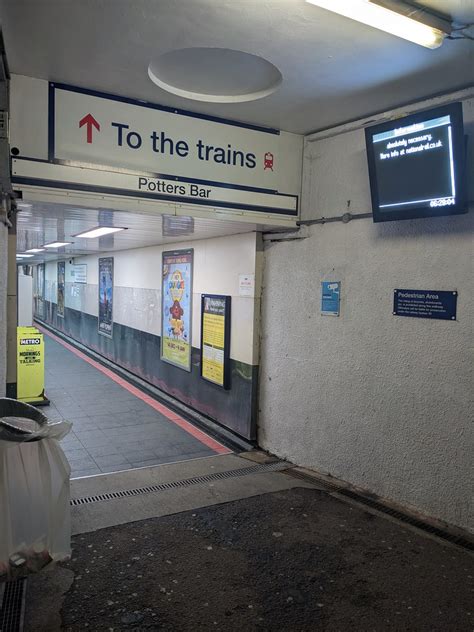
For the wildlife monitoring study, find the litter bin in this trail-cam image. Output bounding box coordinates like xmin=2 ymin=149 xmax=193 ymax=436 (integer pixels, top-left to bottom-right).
xmin=0 ymin=398 xmax=72 ymax=582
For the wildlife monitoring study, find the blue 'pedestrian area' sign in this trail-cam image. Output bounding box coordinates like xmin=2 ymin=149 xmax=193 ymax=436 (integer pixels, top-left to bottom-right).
xmin=393 ymin=289 xmax=457 ymax=320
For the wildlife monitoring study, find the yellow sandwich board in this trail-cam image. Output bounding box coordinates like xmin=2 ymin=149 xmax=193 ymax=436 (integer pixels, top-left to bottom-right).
xmin=17 ymin=326 xmax=48 ymax=404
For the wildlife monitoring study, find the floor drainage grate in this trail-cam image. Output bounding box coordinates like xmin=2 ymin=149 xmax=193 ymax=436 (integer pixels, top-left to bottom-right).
xmin=71 ymin=461 xmax=290 ymax=507
xmin=0 ymin=578 xmax=26 ymax=632
xmin=286 ymin=470 xmax=474 ymax=552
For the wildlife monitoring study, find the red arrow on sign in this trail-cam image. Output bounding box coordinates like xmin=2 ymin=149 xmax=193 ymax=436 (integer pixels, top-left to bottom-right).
xmin=79 ymin=113 xmax=100 ymax=143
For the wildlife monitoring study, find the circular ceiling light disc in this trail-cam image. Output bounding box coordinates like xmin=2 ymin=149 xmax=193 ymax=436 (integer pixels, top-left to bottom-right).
xmin=148 ymin=48 xmax=282 ymax=103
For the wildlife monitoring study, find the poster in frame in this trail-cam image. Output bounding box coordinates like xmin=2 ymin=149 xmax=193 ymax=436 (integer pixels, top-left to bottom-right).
xmin=36 ymin=262 xmax=46 ymax=319
xmin=57 ymin=261 xmax=65 ymax=318
xmin=161 ymin=249 xmax=194 ymax=371
xmin=98 ymin=257 xmax=114 ymax=338
xmin=200 ymin=294 xmax=231 ymax=389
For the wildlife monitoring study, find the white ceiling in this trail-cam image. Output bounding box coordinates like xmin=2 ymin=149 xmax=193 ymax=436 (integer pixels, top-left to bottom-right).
xmin=16 ymin=200 xmax=259 ymax=262
xmin=1 ymin=0 xmax=473 ymax=134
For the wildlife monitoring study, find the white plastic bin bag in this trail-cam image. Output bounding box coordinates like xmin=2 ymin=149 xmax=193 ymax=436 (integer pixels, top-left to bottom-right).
xmin=0 ymin=398 xmax=72 ymax=582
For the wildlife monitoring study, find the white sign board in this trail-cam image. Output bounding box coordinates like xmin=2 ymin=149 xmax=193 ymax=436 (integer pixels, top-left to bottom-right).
xmin=12 ymin=160 xmax=297 ymax=214
xmin=9 ymin=78 xmax=302 ymax=219
xmin=53 ymin=84 xmax=301 ymax=194
xmin=71 ymin=264 xmax=87 ymax=284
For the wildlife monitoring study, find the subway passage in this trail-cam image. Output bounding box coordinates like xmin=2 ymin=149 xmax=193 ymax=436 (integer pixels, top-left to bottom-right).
xmin=42 ymin=329 xmax=231 ymax=478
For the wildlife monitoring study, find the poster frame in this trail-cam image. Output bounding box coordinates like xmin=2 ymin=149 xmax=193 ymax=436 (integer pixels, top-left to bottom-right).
xmin=57 ymin=260 xmax=65 ymax=318
xmin=98 ymin=256 xmax=114 ymax=338
xmin=161 ymin=248 xmax=194 ymax=372
xmin=36 ymin=262 xmax=46 ymax=319
xmin=200 ymin=294 xmax=231 ymax=390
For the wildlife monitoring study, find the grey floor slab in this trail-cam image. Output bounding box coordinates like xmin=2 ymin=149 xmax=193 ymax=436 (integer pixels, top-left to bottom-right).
xmin=71 ymin=453 xmax=249 ymax=495
xmin=71 ymin=468 xmax=310 ymax=534
xmin=43 ymin=333 xmax=221 ymax=475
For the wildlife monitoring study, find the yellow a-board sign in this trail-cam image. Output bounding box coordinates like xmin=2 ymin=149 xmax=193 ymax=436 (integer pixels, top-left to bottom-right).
xmin=17 ymin=326 xmax=47 ymax=404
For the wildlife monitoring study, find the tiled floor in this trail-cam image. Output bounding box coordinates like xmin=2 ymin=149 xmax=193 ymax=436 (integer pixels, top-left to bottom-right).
xmin=43 ymin=334 xmax=219 ymax=477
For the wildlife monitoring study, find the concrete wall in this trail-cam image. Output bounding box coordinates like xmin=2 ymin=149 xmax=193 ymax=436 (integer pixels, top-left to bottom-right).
xmin=259 ymin=93 xmax=474 ymax=532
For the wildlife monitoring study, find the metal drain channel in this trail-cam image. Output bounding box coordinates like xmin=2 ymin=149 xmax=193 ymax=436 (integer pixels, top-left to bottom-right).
xmin=71 ymin=461 xmax=289 ymax=507
xmin=0 ymin=578 xmax=26 ymax=632
xmin=286 ymin=470 xmax=474 ymax=552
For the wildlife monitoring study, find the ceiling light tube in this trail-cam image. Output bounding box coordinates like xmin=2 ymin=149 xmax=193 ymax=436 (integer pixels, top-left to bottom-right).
xmin=43 ymin=241 xmax=72 ymax=248
xmin=25 ymin=248 xmax=45 ymax=253
xmin=17 ymin=254 xmax=34 ymax=258
xmin=73 ymin=226 xmax=126 ymax=239
xmin=305 ymin=0 xmax=447 ymax=49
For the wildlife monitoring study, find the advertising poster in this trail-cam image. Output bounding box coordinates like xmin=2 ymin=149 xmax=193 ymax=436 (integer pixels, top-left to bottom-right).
xmin=57 ymin=261 xmax=65 ymax=318
xmin=201 ymin=295 xmax=231 ymax=389
xmin=161 ymin=249 xmax=193 ymax=371
xmin=98 ymin=257 xmax=114 ymax=337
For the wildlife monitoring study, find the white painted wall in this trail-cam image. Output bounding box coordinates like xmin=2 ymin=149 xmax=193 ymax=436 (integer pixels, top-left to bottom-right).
xmin=259 ymin=93 xmax=474 ymax=532
xmin=44 ymin=231 xmax=259 ymax=366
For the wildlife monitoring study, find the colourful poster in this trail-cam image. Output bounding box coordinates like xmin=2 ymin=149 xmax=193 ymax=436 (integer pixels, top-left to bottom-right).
xmin=201 ymin=295 xmax=231 ymax=388
xmin=161 ymin=249 xmax=193 ymax=371
xmin=98 ymin=257 xmax=114 ymax=337
xmin=57 ymin=261 xmax=65 ymax=318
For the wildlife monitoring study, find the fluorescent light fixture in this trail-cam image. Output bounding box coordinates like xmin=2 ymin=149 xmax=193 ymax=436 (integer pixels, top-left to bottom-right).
xmin=17 ymin=254 xmax=34 ymax=258
xmin=16 ymin=202 xmax=32 ymax=210
xmin=43 ymin=241 xmax=72 ymax=248
xmin=305 ymin=0 xmax=447 ymax=49
xmin=73 ymin=226 xmax=126 ymax=239
xmin=25 ymin=248 xmax=45 ymax=253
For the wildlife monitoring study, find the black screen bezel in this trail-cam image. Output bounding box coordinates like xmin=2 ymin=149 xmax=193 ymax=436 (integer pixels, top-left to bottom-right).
xmin=365 ymin=102 xmax=467 ymax=223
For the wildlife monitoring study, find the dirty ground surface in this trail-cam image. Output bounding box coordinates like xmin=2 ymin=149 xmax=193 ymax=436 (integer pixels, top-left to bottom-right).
xmin=27 ymin=487 xmax=473 ymax=631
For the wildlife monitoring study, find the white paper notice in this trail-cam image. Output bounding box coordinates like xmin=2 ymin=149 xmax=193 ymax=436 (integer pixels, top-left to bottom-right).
xmin=71 ymin=264 xmax=87 ymax=284
xmin=239 ymin=274 xmax=255 ymax=297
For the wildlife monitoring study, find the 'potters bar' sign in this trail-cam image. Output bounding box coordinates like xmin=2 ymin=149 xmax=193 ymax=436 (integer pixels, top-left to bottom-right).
xmin=25 ymin=82 xmax=301 ymax=216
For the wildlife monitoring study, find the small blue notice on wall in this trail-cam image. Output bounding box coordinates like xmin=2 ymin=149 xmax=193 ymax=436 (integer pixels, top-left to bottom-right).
xmin=321 ymin=282 xmax=340 ymax=316
xmin=393 ymin=289 xmax=457 ymax=320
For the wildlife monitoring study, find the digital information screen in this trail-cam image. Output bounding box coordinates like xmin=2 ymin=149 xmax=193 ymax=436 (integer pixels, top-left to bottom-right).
xmin=366 ymin=103 xmax=467 ymax=222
